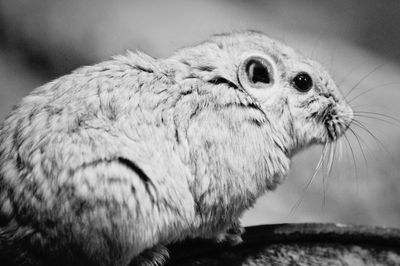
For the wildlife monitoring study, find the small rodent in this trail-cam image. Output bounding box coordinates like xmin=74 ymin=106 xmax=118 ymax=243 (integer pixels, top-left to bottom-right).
xmin=0 ymin=31 xmax=353 ymax=266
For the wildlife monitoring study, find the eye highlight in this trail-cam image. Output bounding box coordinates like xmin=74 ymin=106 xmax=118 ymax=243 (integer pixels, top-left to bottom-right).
xmin=292 ymin=72 xmax=313 ymax=92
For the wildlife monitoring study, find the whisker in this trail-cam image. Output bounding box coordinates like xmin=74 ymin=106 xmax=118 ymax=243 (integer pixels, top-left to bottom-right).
xmin=338 ymin=60 xmax=370 ymax=88
xmin=348 ymin=127 xmax=368 ymax=171
xmin=338 ymin=137 xmax=344 ymax=162
xmin=344 ymin=133 xmax=358 ymax=180
xmin=348 ymin=82 xmax=400 ymax=103
xmin=288 ymin=143 xmax=329 ymax=217
xmin=353 ymin=111 xmax=400 ymax=125
xmin=321 ymin=143 xmax=331 ymax=211
xmin=343 ymin=133 xmax=359 ymax=194
xmin=354 ymin=114 xmax=400 ymax=128
xmin=321 ymin=141 xmax=338 ymax=211
xmin=349 ymin=125 xmax=375 ymax=178
xmin=349 ymin=124 xmax=372 ymax=150
xmin=352 ymin=124 xmax=384 ymax=160
xmin=327 ymin=140 xmax=337 ymax=176
xmin=351 ymin=104 xmax=372 ymax=109
xmin=344 ymin=63 xmax=385 ymax=99
xmin=351 ymin=120 xmax=391 ymax=156
xmin=341 ymin=136 xmax=353 ymax=180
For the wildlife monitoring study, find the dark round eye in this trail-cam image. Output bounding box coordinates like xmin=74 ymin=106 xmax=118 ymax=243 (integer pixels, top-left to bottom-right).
xmin=292 ymin=72 xmax=313 ymax=92
xmin=246 ymin=59 xmax=271 ymax=85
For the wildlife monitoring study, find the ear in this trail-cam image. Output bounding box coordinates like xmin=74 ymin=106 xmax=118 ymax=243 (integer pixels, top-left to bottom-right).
xmin=237 ymin=52 xmax=277 ymax=97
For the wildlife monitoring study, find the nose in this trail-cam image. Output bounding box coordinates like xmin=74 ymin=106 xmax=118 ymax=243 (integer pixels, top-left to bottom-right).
xmin=320 ymin=92 xmax=338 ymax=103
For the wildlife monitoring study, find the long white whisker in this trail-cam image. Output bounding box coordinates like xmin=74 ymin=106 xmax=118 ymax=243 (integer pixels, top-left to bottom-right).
xmin=327 ymin=141 xmax=336 ymax=176
xmin=348 ymin=82 xmax=400 ymax=103
xmin=343 ymin=134 xmax=359 ymax=192
xmin=352 ymin=120 xmax=391 ymax=156
xmin=338 ymin=138 xmax=343 ymax=162
xmin=344 ymin=63 xmax=385 ymax=99
xmin=353 ymin=111 xmax=400 ymax=126
xmin=348 ymin=127 xmax=368 ymax=172
xmin=288 ymin=143 xmax=329 ymax=217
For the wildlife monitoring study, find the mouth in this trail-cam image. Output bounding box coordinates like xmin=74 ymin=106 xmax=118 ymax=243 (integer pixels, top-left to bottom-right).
xmin=322 ymin=107 xmax=353 ymax=142
xmin=325 ymin=116 xmax=341 ymax=141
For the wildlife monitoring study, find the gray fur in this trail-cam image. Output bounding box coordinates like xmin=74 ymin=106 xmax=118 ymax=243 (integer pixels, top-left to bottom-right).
xmin=0 ymin=31 xmax=353 ymax=266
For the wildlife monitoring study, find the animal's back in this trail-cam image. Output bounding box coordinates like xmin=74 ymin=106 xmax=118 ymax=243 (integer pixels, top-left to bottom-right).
xmin=0 ymin=52 xmax=195 ymax=266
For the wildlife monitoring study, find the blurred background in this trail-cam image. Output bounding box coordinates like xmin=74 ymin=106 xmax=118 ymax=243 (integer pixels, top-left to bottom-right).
xmin=0 ymin=0 xmax=399 ymax=228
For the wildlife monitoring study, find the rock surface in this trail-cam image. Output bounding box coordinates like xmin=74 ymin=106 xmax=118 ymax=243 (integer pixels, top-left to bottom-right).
xmin=166 ymin=223 xmax=400 ymax=266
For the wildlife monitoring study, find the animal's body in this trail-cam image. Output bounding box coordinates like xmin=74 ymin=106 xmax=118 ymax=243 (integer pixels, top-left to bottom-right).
xmin=0 ymin=31 xmax=353 ymax=266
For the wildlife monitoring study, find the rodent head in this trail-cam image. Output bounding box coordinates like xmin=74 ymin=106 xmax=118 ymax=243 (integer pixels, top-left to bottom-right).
xmin=170 ymin=31 xmax=353 ymax=157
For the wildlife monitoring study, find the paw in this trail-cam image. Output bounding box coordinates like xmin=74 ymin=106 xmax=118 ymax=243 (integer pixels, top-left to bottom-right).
xmin=130 ymin=244 xmax=170 ymax=266
xmin=226 ymin=220 xmax=245 ymax=236
xmin=215 ymin=221 xmax=245 ymax=246
xmin=215 ymin=232 xmax=243 ymax=246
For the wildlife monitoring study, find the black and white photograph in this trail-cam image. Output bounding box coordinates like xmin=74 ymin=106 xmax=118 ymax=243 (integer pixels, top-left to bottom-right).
xmin=0 ymin=1 xmax=399 ymax=265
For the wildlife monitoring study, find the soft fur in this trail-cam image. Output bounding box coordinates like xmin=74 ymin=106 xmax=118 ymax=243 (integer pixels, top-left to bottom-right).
xmin=0 ymin=31 xmax=353 ymax=266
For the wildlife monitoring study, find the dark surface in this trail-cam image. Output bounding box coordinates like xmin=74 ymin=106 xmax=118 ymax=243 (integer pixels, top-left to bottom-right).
xmin=166 ymin=223 xmax=400 ymax=266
